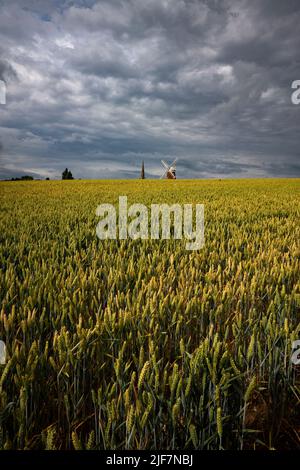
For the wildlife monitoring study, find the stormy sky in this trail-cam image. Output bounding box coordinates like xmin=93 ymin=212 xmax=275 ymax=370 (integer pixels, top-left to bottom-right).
xmin=0 ymin=0 xmax=299 ymax=179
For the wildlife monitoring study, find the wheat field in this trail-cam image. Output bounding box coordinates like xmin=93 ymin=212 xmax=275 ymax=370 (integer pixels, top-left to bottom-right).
xmin=0 ymin=179 xmax=299 ymax=450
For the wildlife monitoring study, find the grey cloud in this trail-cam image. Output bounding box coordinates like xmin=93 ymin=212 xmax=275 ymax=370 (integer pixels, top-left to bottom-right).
xmin=0 ymin=166 xmax=41 ymax=179
xmin=0 ymin=0 xmax=299 ymax=180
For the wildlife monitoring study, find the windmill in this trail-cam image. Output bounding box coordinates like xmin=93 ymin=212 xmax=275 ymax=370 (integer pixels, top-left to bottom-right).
xmin=160 ymin=158 xmax=177 ymax=179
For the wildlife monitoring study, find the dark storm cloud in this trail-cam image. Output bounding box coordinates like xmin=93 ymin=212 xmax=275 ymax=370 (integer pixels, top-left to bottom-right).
xmin=0 ymin=0 xmax=299 ymax=179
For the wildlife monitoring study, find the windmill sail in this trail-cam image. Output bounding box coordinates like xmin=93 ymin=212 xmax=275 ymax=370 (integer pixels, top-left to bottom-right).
xmin=160 ymin=159 xmax=177 ymax=179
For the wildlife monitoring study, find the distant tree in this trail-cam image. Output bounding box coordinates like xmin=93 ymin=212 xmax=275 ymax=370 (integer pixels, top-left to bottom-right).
xmin=46 ymin=177 xmax=50 ymax=180
xmin=10 ymin=175 xmax=34 ymax=181
xmin=62 ymin=168 xmax=68 ymax=179
xmin=62 ymin=168 xmax=74 ymax=180
xmin=21 ymin=175 xmax=34 ymax=180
